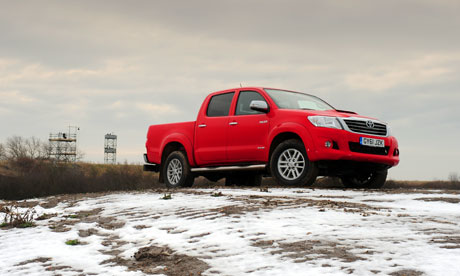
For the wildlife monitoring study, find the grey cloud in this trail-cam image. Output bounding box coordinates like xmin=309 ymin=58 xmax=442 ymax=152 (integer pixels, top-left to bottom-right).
xmin=0 ymin=0 xmax=459 ymax=179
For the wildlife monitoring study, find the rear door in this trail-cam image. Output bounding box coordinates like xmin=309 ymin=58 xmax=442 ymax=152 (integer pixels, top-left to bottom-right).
xmin=227 ymin=90 xmax=270 ymax=162
xmin=194 ymin=92 xmax=235 ymax=165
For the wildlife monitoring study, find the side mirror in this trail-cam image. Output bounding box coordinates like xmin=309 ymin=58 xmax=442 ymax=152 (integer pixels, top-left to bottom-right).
xmin=250 ymin=100 xmax=269 ymax=113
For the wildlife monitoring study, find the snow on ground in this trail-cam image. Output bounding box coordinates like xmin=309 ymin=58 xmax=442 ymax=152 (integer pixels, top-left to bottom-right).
xmin=1 ymin=188 xmax=460 ymax=276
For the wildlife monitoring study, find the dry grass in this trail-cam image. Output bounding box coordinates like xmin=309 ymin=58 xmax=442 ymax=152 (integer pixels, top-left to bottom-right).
xmin=0 ymin=161 xmax=18 ymax=177
xmin=383 ymin=179 xmax=460 ymax=190
xmin=0 ymin=159 xmax=160 ymax=200
xmin=1 ymin=159 xmax=459 ymax=200
xmin=0 ymin=204 xmax=36 ymax=228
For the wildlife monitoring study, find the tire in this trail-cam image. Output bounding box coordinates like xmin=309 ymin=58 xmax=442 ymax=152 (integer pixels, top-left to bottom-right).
xmin=340 ymin=169 xmax=388 ymax=189
xmin=270 ymin=139 xmax=318 ymax=186
xmin=225 ymin=172 xmax=262 ymax=187
xmin=163 ymin=151 xmax=194 ymax=188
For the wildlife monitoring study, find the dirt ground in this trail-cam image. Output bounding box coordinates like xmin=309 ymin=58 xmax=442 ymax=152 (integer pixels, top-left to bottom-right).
xmin=2 ymin=186 xmax=460 ymax=275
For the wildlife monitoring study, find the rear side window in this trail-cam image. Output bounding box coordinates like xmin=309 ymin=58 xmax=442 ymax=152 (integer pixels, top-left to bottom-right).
xmin=206 ymin=92 xmax=235 ymax=117
xmin=235 ymin=91 xmax=267 ymax=115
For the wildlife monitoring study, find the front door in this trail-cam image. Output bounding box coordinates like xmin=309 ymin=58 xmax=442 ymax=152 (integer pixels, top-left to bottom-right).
xmin=227 ymin=91 xmax=270 ymax=162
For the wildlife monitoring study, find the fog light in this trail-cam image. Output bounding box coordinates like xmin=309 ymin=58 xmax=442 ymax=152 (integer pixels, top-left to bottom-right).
xmin=332 ymin=141 xmax=339 ymax=150
xmin=393 ymin=148 xmax=400 ymax=156
xmin=325 ymin=141 xmax=332 ymax=148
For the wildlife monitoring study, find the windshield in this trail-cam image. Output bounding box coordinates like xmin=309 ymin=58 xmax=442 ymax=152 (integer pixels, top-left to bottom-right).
xmin=265 ymin=89 xmax=334 ymax=111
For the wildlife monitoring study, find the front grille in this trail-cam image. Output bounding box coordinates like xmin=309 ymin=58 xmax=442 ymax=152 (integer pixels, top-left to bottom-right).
xmin=343 ymin=119 xmax=387 ymax=136
xmin=349 ymin=142 xmax=390 ymax=156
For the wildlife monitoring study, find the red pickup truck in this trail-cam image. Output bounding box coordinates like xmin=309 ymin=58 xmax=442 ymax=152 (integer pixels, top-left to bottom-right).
xmin=144 ymin=87 xmax=399 ymax=189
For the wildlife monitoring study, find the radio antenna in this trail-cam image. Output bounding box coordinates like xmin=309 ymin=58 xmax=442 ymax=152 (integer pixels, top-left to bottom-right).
xmin=240 ymin=83 xmax=243 ymax=88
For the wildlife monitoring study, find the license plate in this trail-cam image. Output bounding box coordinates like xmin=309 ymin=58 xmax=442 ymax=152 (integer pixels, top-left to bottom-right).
xmin=360 ymin=137 xmax=385 ymax=148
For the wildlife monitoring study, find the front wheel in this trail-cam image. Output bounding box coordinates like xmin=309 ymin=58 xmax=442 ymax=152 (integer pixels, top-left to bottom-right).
xmin=270 ymin=139 xmax=317 ymax=186
xmin=341 ymin=169 xmax=388 ymax=189
xmin=163 ymin=151 xmax=194 ymax=188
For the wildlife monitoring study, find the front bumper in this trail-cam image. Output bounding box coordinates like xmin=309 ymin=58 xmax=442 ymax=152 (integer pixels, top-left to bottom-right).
xmin=308 ymin=128 xmax=399 ymax=167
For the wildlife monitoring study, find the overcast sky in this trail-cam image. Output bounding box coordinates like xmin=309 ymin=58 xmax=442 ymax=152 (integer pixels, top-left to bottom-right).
xmin=1 ymin=0 xmax=459 ymax=180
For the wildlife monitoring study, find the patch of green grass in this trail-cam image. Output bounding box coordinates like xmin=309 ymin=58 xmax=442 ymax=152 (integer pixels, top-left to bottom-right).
xmin=65 ymin=239 xmax=80 ymax=246
xmin=66 ymin=214 xmax=79 ymax=219
xmin=161 ymin=194 xmax=172 ymax=200
xmin=36 ymin=213 xmax=57 ymax=221
xmin=36 ymin=214 xmax=48 ymax=220
xmin=1 ymin=221 xmax=35 ymax=228
xmin=211 ymin=191 xmax=223 ymax=197
xmin=17 ymin=222 xmax=35 ymax=228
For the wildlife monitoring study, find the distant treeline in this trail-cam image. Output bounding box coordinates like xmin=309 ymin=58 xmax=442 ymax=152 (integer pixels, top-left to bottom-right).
xmin=0 ymin=135 xmax=84 ymax=161
xmin=0 ymin=136 xmax=53 ymax=161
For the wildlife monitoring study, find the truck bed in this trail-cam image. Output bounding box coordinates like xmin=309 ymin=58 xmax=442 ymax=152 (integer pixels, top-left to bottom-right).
xmin=146 ymin=121 xmax=196 ymax=164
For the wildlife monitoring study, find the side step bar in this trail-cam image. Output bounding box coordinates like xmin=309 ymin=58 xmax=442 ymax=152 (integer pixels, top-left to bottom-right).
xmin=143 ymin=152 xmax=266 ymax=174
xmin=191 ymin=164 xmax=266 ymax=173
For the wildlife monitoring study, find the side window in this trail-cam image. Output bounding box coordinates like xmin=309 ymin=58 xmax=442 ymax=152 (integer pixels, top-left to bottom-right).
xmin=235 ymin=91 xmax=267 ymax=116
xmin=206 ymin=92 xmax=235 ymax=117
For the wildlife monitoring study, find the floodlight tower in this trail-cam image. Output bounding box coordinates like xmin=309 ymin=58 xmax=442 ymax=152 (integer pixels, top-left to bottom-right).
xmin=104 ymin=133 xmax=117 ymax=164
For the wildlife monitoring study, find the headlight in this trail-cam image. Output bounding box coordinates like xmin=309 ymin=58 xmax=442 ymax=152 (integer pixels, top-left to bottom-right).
xmin=386 ymin=125 xmax=392 ymax=136
xmin=308 ymin=116 xmax=342 ymax=129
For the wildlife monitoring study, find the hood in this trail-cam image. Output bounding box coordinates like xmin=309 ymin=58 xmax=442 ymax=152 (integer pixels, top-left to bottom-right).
xmin=278 ymin=109 xmax=382 ymax=122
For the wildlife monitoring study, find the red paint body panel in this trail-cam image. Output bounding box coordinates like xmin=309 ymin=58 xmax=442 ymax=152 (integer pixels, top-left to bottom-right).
xmin=146 ymin=121 xmax=196 ymax=166
xmin=145 ymin=87 xmax=400 ymax=170
xmin=227 ymin=112 xmax=270 ymax=162
xmin=194 ymin=116 xmax=229 ymax=165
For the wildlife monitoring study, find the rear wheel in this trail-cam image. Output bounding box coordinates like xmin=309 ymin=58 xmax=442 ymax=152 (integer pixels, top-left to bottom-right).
xmin=163 ymin=151 xmax=194 ymax=188
xmin=270 ymin=139 xmax=317 ymax=186
xmin=341 ymin=169 xmax=388 ymax=189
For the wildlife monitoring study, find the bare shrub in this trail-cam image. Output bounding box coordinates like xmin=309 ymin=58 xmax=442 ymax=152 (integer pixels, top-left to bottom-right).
xmin=76 ymin=149 xmax=85 ymax=161
xmin=6 ymin=136 xmax=27 ymax=159
xmin=3 ymin=136 xmax=51 ymax=160
xmin=0 ymin=204 xmax=36 ymax=228
xmin=25 ymin=136 xmax=42 ymax=159
xmin=26 ymin=137 xmax=52 ymax=160
xmin=0 ymin=143 xmax=6 ymax=161
xmin=448 ymin=172 xmax=459 ymax=183
xmin=40 ymin=142 xmax=52 ymax=160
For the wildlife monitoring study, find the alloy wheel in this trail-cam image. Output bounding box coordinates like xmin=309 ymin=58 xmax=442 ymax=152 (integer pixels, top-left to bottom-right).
xmin=277 ymin=148 xmax=305 ymax=180
xmin=167 ymin=159 xmax=183 ymax=185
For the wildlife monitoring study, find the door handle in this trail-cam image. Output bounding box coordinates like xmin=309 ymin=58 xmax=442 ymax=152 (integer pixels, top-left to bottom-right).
xmin=229 ymin=122 xmax=238 ymax=126
xmin=198 ymin=124 xmax=207 ymax=128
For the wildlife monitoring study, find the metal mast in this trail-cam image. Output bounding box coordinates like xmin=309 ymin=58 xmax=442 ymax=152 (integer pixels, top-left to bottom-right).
xmin=104 ymin=133 xmax=117 ymax=164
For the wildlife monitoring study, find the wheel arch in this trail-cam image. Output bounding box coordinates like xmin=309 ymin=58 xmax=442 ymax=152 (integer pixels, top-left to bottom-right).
xmin=268 ymin=132 xmax=302 ymax=162
xmin=159 ymin=135 xmax=194 ymax=183
xmin=268 ymin=123 xmax=316 ymax=162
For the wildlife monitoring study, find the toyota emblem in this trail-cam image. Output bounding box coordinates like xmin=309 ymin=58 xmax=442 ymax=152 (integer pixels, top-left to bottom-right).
xmin=366 ymin=120 xmax=375 ymax=128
